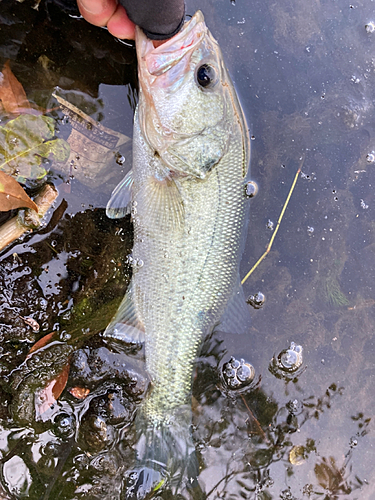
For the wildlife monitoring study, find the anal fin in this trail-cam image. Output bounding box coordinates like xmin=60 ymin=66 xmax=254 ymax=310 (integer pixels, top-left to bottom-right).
xmin=103 ymin=281 xmax=145 ymax=345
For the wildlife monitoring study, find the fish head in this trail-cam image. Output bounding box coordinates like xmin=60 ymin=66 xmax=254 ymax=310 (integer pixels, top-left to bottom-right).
xmin=136 ymin=11 xmax=236 ymax=179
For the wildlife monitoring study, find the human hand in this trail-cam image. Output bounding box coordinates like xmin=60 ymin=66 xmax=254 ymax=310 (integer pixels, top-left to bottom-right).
xmin=77 ymin=0 xmax=136 ymax=39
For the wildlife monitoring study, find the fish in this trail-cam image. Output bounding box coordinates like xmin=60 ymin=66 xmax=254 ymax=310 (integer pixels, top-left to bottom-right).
xmin=105 ymin=10 xmax=252 ymax=498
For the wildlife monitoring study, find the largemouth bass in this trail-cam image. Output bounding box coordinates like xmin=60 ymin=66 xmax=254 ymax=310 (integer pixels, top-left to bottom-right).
xmin=105 ymin=10 xmax=251 ymax=497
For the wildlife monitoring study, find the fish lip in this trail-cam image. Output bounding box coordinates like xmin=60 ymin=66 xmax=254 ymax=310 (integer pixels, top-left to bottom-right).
xmin=135 ymin=10 xmax=206 ymax=75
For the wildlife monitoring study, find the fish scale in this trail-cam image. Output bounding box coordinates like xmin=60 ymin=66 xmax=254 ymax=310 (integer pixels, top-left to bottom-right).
xmin=131 ymin=121 xmax=246 ymax=423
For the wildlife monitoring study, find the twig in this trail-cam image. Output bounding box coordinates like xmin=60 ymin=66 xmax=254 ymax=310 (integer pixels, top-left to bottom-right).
xmin=240 ymin=393 xmax=269 ymax=444
xmin=241 ymin=155 xmax=305 ymax=285
xmin=0 ymin=184 xmax=58 ymax=252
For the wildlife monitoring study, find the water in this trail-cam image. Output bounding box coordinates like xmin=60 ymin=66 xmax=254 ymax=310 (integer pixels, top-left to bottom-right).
xmin=0 ymin=0 xmax=375 ymax=498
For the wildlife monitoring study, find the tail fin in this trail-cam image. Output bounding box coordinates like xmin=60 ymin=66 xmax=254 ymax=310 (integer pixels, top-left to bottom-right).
xmin=124 ymin=407 xmax=201 ymax=499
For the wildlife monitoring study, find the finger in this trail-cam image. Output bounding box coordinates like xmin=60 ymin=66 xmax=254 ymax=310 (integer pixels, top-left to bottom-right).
xmin=77 ymin=0 xmax=117 ymax=27
xmin=107 ymin=4 xmax=136 ymax=39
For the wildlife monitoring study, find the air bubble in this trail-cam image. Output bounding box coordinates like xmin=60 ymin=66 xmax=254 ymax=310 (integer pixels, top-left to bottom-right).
xmin=279 ymin=342 xmax=303 ymax=371
xmin=349 ymin=437 xmax=358 ymax=448
xmin=365 ymin=22 xmax=375 ymax=33
xmin=222 ymin=357 xmax=255 ymax=390
xmin=115 ymin=152 xmax=125 ymax=165
xmin=53 ymin=412 xmax=75 ymax=438
xmin=247 ymin=291 xmax=265 ymax=309
xmin=366 ymin=152 xmax=375 ymax=163
xmin=269 ymin=342 xmax=304 ymax=380
xmin=245 ymin=181 xmax=258 ymax=198
xmin=60 ymin=331 xmax=71 ymax=341
xmin=237 ymin=363 xmax=254 ymax=382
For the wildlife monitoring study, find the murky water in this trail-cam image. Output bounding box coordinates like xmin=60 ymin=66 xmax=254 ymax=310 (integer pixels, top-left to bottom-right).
xmin=1 ymin=0 xmax=375 ymax=498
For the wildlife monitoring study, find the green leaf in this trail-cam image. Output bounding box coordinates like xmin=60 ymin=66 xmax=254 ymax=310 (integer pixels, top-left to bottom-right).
xmin=0 ymin=114 xmax=70 ymax=183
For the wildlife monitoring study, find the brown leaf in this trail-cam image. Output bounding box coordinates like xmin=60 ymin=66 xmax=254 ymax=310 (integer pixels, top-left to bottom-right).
xmin=35 ymin=362 xmax=70 ymax=417
xmin=52 ymin=362 xmax=70 ymax=401
xmin=28 ymin=331 xmax=56 ymax=355
xmin=68 ymin=387 xmax=90 ymax=400
xmin=0 ymin=61 xmax=32 ymax=115
xmin=0 ymin=171 xmax=38 ymax=212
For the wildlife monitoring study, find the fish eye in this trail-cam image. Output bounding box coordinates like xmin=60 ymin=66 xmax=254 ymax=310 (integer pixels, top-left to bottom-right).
xmin=196 ymin=64 xmax=217 ymax=88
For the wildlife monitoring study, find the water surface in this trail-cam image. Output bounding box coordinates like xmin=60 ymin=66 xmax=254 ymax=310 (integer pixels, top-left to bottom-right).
xmin=0 ymin=0 xmax=374 ymax=498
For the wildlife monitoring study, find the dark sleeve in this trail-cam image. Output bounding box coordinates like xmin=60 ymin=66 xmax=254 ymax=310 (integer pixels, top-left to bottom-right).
xmin=118 ymin=0 xmax=185 ymax=40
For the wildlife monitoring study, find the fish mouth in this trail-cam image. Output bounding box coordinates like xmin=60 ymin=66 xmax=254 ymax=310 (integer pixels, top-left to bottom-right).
xmin=135 ymin=11 xmax=206 ymax=77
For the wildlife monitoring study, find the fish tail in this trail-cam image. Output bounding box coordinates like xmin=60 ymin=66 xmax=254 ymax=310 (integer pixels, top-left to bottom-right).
xmin=124 ymin=407 xmax=201 ymax=499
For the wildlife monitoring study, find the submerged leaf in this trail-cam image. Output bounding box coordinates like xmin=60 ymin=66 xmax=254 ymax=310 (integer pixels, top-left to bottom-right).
xmin=0 ymin=171 xmax=38 ymax=212
xmin=0 ymin=61 xmax=32 ymax=115
xmin=0 ymin=114 xmax=70 ymax=183
xmin=35 ymin=362 xmax=70 ymax=418
xmin=28 ymin=331 xmax=56 ymax=355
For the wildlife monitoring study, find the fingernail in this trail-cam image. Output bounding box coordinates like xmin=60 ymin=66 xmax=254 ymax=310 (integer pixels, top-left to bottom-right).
xmin=79 ymin=0 xmax=106 ymax=15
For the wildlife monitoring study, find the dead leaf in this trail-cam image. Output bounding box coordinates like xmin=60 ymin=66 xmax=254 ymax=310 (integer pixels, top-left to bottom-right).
xmin=28 ymin=331 xmax=56 ymax=355
xmin=35 ymin=362 xmax=70 ymax=418
xmin=0 ymin=61 xmax=32 ymax=115
xmin=0 ymin=171 xmax=38 ymax=212
xmin=68 ymin=387 xmax=90 ymax=400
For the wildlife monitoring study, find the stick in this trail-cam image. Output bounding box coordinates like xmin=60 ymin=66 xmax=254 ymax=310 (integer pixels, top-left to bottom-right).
xmin=0 ymin=184 xmax=58 ymax=252
xmin=241 ymin=156 xmax=304 ymax=285
xmin=240 ymin=393 xmax=269 ymax=443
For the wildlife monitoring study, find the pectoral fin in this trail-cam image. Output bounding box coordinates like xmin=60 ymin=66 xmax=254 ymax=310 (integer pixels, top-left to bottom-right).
xmin=217 ymin=279 xmax=251 ymax=335
xmin=137 ymin=174 xmax=184 ymax=229
xmin=103 ymin=281 xmax=145 ymax=345
xmin=106 ymin=169 xmax=133 ymax=219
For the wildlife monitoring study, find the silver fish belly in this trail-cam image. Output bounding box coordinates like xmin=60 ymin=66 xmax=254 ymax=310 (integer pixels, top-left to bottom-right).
xmin=105 ymin=9 xmax=251 ymax=496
